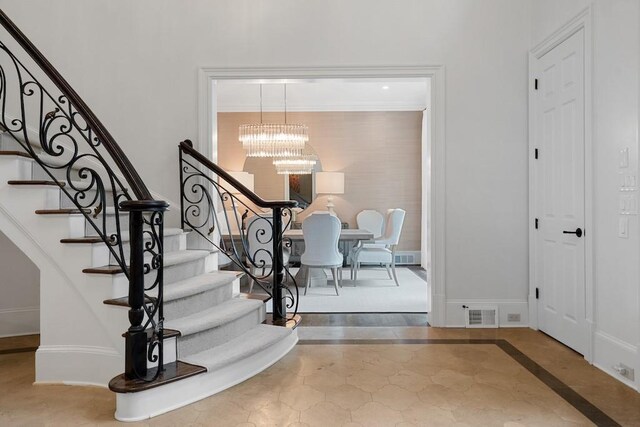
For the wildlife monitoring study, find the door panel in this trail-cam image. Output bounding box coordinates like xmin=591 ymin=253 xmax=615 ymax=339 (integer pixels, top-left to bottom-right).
xmin=534 ymin=28 xmax=586 ymax=354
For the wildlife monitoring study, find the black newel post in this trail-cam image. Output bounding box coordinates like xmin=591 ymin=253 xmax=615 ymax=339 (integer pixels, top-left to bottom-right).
xmin=124 ymin=207 xmax=147 ymax=379
xmin=121 ymin=200 xmax=168 ymax=380
xmin=272 ymin=207 xmax=285 ymax=321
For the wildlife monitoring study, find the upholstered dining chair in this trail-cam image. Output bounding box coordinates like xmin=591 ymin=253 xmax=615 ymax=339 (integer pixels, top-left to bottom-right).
xmin=356 ymin=209 xmax=385 ymax=239
xmin=245 ymin=214 xmax=290 ymax=293
xmin=350 ymin=208 xmax=406 ymax=286
xmin=301 ymin=212 xmax=343 ymax=296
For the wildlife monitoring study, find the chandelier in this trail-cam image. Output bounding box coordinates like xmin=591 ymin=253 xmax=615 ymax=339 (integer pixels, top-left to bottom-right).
xmin=273 ymin=155 xmax=317 ymax=175
xmin=239 ymin=85 xmax=308 ymax=158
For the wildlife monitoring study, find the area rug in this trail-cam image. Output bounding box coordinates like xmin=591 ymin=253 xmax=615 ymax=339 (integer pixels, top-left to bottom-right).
xmin=266 ymin=267 xmax=429 ymax=313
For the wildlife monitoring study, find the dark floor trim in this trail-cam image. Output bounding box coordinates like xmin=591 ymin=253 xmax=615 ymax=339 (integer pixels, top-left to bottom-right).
xmin=0 ymin=346 xmax=38 ymax=355
xmin=299 ymin=313 xmax=429 ymax=327
xmin=297 ymin=338 xmax=620 ymax=427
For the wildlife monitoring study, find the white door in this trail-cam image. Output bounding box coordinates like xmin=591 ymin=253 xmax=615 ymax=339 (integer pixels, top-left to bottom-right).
xmin=533 ymin=29 xmax=586 ymax=354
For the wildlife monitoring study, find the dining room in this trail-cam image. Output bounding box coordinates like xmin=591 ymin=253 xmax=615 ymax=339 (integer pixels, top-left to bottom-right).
xmin=214 ymin=78 xmax=430 ymax=317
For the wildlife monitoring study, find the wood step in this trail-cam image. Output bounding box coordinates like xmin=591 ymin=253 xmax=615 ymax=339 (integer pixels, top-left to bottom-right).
xmin=263 ymin=313 xmax=301 ymax=329
xmin=108 ymin=360 xmax=206 ymax=393
xmin=0 ymin=150 xmax=31 ymax=159
xmin=8 ymin=179 xmax=64 ymax=187
xmin=61 ymin=237 xmax=104 ymax=244
xmin=104 ymin=295 xmax=157 ymax=307
xmin=238 ymin=292 xmax=272 ymax=303
xmin=83 ymin=265 xmax=123 ymax=275
xmin=36 ymin=208 xmax=88 ymax=215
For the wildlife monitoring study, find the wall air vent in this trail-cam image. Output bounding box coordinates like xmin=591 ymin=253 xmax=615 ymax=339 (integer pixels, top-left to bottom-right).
xmin=464 ymin=305 xmax=499 ymax=328
xmin=394 ymin=251 xmax=421 ymax=265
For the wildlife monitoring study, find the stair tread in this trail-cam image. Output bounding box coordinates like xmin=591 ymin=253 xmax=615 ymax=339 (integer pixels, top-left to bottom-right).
xmin=108 ymin=360 xmax=206 ymax=394
xmin=165 ymin=298 xmax=263 ymax=337
xmin=0 ymin=150 xmax=33 ymax=159
xmin=83 ymin=250 xmax=212 ymax=275
xmin=165 ymin=271 xmax=240 ymax=303
xmin=8 ymin=179 xmax=63 ymax=187
xmin=182 ymin=324 xmax=293 ymax=372
xmin=61 ymin=228 xmax=186 ymax=244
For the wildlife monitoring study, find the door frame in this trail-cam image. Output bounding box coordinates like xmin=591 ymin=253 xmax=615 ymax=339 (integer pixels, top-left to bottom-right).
xmin=528 ymin=7 xmax=594 ymax=361
xmin=197 ymin=66 xmax=447 ymax=326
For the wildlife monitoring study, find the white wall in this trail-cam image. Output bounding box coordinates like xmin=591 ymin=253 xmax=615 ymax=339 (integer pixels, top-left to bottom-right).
xmin=0 ymin=0 xmax=532 ymax=327
xmin=0 ymin=230 xmax=39 ymax=337
xmin=531 ymin=0 xmax=640 ymax=390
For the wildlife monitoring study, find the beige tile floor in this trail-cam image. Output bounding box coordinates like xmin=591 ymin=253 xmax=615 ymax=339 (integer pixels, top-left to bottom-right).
xmin=1 ymin=328 xmax=639 ymax=426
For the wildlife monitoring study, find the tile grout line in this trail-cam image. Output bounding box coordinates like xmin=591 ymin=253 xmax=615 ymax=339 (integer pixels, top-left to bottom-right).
xmin=297 ymin=338 xmax=621 ymax=426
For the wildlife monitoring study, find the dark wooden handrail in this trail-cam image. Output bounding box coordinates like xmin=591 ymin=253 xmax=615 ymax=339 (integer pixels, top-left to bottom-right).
xmin=179 ymin=140 xmax=298 ymax=209
xmin=0 ymin=9 xmax=153 ymax=200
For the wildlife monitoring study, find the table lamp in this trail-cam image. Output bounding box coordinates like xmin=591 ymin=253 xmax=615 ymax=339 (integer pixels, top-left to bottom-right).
xmin=316 ymin=172 xmax=344 ymax=215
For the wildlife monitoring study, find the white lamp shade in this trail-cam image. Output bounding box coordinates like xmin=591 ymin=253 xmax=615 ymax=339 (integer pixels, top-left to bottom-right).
xmin=227 ymin=171 xmax=254 ymax=193
xmin=316 ymin=172 xmax=344 ymax=195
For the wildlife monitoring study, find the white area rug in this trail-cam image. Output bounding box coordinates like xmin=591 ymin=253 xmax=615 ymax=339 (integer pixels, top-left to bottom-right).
xmin=267 ymin=267 xmax=429 ymax=313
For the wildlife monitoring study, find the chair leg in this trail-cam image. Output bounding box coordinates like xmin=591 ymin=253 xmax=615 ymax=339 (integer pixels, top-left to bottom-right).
xmin=386 ymin=264 xmax=393 ymax=280
xmin=391 ymin=263 xmax=400 ymax=286
xmin=354 ymin=262 xmax=360 ymax=281
xmin=304 ymin=266 xmax=311 ymax=295
xmin=331 ymin=268 xmax=340 ymax=296
xmin=339 ymin=267 xmax=343 ymax=286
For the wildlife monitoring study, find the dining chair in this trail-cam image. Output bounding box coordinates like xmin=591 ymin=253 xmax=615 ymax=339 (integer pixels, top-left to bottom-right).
xmin=356 ymin=209 xmax=385 ymax=239
xmin=301 ymin=212 xmax=343 ymax=296
xmin=350 ymin=208 xmax=406 ymax=286
xmin=245 ymin=214 xmax=290 ymax=293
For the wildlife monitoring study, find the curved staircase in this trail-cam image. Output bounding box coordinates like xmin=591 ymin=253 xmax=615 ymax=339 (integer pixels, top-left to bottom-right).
xmin=0 ymin=10 xmax=299 ymax=422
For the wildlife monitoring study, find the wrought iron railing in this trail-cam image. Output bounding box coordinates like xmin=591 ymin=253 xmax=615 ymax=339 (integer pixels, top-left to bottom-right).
xmin=179 ymin=140 xmax=299 ymax=321
xmin=0 ymin=10 xmax=166 ymax=381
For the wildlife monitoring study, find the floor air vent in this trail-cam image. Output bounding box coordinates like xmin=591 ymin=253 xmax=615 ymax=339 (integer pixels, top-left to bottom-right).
xmin=465 ymin=305 xmax=498 ymax=328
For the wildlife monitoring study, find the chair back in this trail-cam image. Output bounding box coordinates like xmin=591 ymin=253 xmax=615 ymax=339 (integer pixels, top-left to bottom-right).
xmin=246 ymin=215 xmax=274 ymax=267
xmin=301 ymin=213 xmax=342 ymax=267
xmin=382 ymin=209 xmax=406 ymax=246
xmin=356 ymin=209 xmax=385 ymax=239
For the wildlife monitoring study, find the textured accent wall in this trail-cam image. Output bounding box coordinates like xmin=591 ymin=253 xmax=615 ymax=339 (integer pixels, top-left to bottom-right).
xmin=218 ymin=111 xmax=422 ymax=251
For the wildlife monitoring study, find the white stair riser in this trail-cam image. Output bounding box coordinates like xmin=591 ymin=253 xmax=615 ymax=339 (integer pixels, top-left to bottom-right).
xmin=178 ymin=305 xmax=266 ymax=358
xmin=70 ymin=232 xmax=186 ymax=267
xmin=164 ymin=283 xmax=234 ymax=320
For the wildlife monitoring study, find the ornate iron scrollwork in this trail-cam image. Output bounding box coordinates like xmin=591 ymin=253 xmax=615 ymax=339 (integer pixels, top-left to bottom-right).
xmin=179 ymin=140 xmax=299 ymax=321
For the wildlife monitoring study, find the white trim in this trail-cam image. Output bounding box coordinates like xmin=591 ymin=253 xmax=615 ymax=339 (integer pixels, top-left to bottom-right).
xmin=218 ymin=103 xmax=427 ymax=113
xmin=114 ymin=330 xmax=298 ymax=422
xmin=528 ymin=6 xmax=594 ymax=361
xmin=446 ymin=299 xmax=529 ymax=328
xmin=593 ymin=330 xmax=638 ymax=391
xmin=35 ymin=344 xmax=122 ymax=387
xmin=198 ymin=66 xmax=446 ymax=325
xmin=0 ymin=306 xmax=39 ymax=338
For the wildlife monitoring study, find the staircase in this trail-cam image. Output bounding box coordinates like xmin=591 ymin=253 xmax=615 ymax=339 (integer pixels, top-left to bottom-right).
xmin=0 ymin=10 xmax=299 ymax=422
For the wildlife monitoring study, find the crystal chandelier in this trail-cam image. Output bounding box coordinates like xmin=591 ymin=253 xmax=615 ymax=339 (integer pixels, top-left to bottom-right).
xmin=239 ymin=85 xmax=308 ymax=158
xmin=273 ymin=155 xmax=317 ymax=175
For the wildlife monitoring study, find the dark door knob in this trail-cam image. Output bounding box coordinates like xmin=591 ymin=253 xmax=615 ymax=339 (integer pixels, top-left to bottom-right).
xmin=563 ymin=228 xmax=583 ymax=238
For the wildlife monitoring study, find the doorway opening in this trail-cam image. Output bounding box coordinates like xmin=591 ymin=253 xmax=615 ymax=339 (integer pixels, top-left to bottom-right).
xmin=199 ymin=67 xmax=445 ymax=325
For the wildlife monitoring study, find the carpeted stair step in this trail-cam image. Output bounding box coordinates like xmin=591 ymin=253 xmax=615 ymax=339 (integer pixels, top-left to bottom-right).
xmin=166 ymin=298 xmax=264 ymax=358
xmin=164 ymin=271 xmax=239 ymax=319
xmin=182 ymin=324 xmax=294 ymax=372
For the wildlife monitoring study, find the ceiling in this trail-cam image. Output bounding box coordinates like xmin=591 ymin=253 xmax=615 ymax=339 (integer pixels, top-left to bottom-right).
xmin=216 ymin=78 xmax=430 ymax=113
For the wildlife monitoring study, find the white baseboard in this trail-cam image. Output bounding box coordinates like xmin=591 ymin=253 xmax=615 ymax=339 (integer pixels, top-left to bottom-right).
xmin=0 ymin=306 xmax=39 ymax=337
xmin=593 ymin=330 xmax=638 ymax=391
xmin=35 ymin=345 xmax=122 ymax=387
xmin=445 ymin=299 xmax=529 ymax=327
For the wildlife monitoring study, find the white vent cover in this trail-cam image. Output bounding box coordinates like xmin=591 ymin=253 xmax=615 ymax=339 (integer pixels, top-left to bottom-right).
xmin=394 ymin=251 xmax=420 ymax=265
xmin=465 ymin=305 xmax=499 ymax=328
